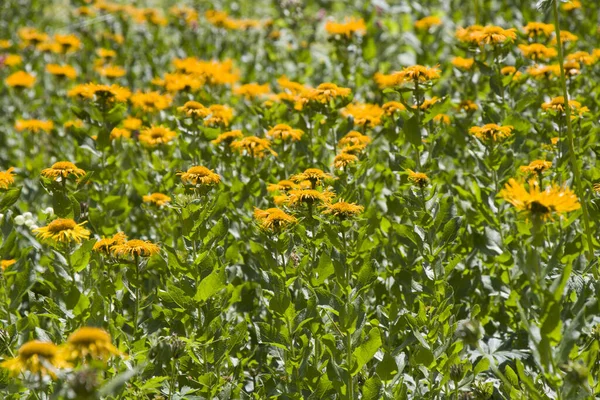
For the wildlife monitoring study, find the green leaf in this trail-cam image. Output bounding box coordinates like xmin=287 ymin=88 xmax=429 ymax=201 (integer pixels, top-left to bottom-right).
xmin=505 ymin=365 xmax=519 ymax=387
xmin=312 ymin=251 xmax=334 ymax=286
xmin=362 ymin=376 xmax=382 ymax=400
xmin=0 ymin=187 xmax=21 ymax=212
xmin=195 ymin=267 xmax=226 ymax=302
xmin=403 ymin=115 xmax=421 ymax=147
xmin=98 ymin=366 xmax=142 ymax=396
xmin=474 ymin=358 xmax=490 ymax=375
xmin=70 ymin=240 xmax=94 ymax=272
xmin=352 ymin=327 xmax=382 ymax=375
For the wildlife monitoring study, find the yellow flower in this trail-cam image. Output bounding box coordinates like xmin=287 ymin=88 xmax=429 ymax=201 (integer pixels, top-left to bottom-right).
xmin=234 ymin=83 xmax=270 ymax=99
xmin=211 ymin=130 xmax=244 ymax=145
xmin=267 ymin=180 xmax=298 ymax=192
xmin=231 ymin=136 xmax=277 ymax=158
xmin=204 ymin=104 xmax=234 ymax=127
xmin=96 ymin=48 xmax=116 ymax=60
xmin=325 ymin=17 xmax=366 ymax=38
xmin=153 ymin=72 xmax=202 ymax=92
xmin=138 ymin=125 xmax=177 ymax=147
xmin=5 ymin=70 xmax=35 ymax=88
xmin=291 ymin=168 xmax=334 ymax=188
xmin=395 ymin=65 xmax=441 ymax=85
xmin=433 ymin=113 xmax=451 ymax=125
xmin=178 ymin=101 xmax=209 ymax=118
xmin=286 ymin=189 xmax=335 ymax=207
xmin=68 ymin=83 xmax=130 ymax=103
xmin=64 ymin=327 xmax=122 ymax=362
xmin=253 ymin=208 xmax=297 ymax=232
xmin=130 ymin=91 xmax=172 ymax=112
xmin=451 ymin=57 xmax=475 ymax=70
xmin=333 ymin=152 xmax=359 ymax=169
xmin=456 ymin=25 xmax=517 ymax=46
xmin=500 ymin=66 xmax=516 ymax=75
xmin=53 ymin=34 xmax=81 ymax=53
xmin=518 ymin=43 xmax=557 ymax=60
xmin=523 ymin=22 xmax=555 ymax=38
xmin=93 ymin=232 xmax=127 ymax=254
xmin=566 ymin=51 xmax=595 ymax=66
xmin=46 ymin=64 xmax=77 ymax=79
xmin=172 ymin=57 xmax=239 ymax=86
xmin=111 ymin=239 xmax=160 ymax=258
xmin=0 ymin=40 xmax=11 ymax=49
xmin=15 ymin=119 xmax=54 ymax=133
xmin=416 ymin=97 xmax=441 ymax=111
xmin=500 ymin=179 xmax=580 ymax=221
xmin=322 ymin=201 xmax=364 ymax=219
xmin=64 ymin=120 xmax=84 ymax=129
xmin=143 ymin=193 xmax=171 ymax=206
xmin=1 ymin=341 xmax=69 ymax=378
xmin=95 ymin=64 xmax=126 ymax=78
xmin=110 ymin=128 xmax=131 ymax=140
xmin=33 ymin=218 xmax=90 ymax=244
xmin=457 ymin=100 xmax=478 ymax=113
xmin=0 ymin=167 xmax=15 ymax=189
xmin=550 ymin=30 xmax=578 ymax=46
xmin=407 ymin=170 xmax=429 ymax=188
xmin=18 ymin=27 xmax=48 ymax=46
xmin=267 ymin=124 xmax=304 ymax=141
xmin=520 ymin=160 xmax=552 ymax=174
xmin=562 ymin=0 xmax=581 ymax=11
xmin=469 ymin=124 xmax=513 ymax=142
xmin=382 ymin=101 xmax=406 ymax=116
xmin=4 ymin=54 xmax=22 ymax=67
xmin=338 ymin=131 xmax=371 ymax=148
xmin=526 ymin=65 xmax=559 ymax=80
xmin=179 ymin=166 xmax=221 ymax=186
xmin=541 ymin=96 xmax=588 ymax=116
xmin=1 ymin=259 xmax=15 ymax=271
xmin=122 ymin=117 xmax=142 ymax=130
xmin=341 ymin=103 xmax=384 ymax=127
xmin=414 ymin=16 xmax=442 ymax=31
xmin=303 ymin=83 xmax=351 ymax=103
xmin=41 ymin=161 xmax=86 ymax=180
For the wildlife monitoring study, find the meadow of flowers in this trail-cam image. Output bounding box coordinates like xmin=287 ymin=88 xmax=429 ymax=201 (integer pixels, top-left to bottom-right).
xmin=1 ymin=0 xmax=600 ymax=398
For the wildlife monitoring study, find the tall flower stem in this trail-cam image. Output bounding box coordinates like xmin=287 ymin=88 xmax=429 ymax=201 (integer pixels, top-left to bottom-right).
xmin=552 ymin=0 xmax=595 ymax=267
xmin=1 ymin=275 xmax=12 ymax=325
xmin=133 ymin=254 xmax=141 ymax=340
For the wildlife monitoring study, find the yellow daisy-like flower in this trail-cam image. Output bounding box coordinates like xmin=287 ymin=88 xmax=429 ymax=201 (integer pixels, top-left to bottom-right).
xmin=4 ymin=54 xmax=22 ymax=67
xmin=95 ymin=64 xmax=126 ymax=78
xmin=111 ymin=239 xmax=160 ymax=258
xmin=211 ymin=130 xmax=244 ymax=146
xmin=286 ymin=189 xmax=335 ymax=207
xmin=407 ymin=170 xmax=429 ymax=188
xmin=130 ymin=91 xmax=173 ymax=113
xmin=416 ymin=97 xmax=441 ymax=111
xmin=500 ymin=179 xmax=580 ymax=221
xmin=456 ymin=25 xmax=517 ymax=46
xmin=303 ymin=83 xmax=351 ymax=104
xmin=1 ymin=259 xmax=16 ymax=271
xmin=333 ymin=152 xmax=359 ymax=169
xmin=178 ymin=101 xmax=209 ymax=118
xmin=53 ymin=34 xmax=81 ymax=53
xmin=291 ymin=168 xmax=334 ymax=188
xmin=414 ymin=16 xmax=442 ymax=31
xmin=322 ymin=201 xmax=364 ymax=219
xmin=433 ymin=113 xmax=451 ymax=125
xmin=267 ymin=124 xmax=304 ymax=141
xmin=520 ymin=160 xmax=552 ymax=174
xmin=566 ymin=51 xmax=595 ymax=66
xmin=138 ymin=125 xmax=177 ymax=147
xmin=324 ymin=17 xmax=366 ymax=38
xmin=523 ymin=22 xmax=555 ymax=38
xmin=541 ymin=96 xmax=588 ymax=116
xmin=179 ymin=166 xmax=221 ymax=186
xmin=122 ymin=117 xmax=142 ymax=130
xmin=550 ymin=30 xmax=578 ymax=46
xmin=41 ymin=161 xmax=86 ymax=180
xmin=234 ymin=83 xmax=270 ymax=99
xmin=93 ymin=232 xmax=127 ymax=254
xmin=110 ymin=128 xmax=131 ymax=140
xmin=341 ymin=103 xmax=384 ymax=127
xmin=338 ymin=131 xmax=371 ymax=148
xmin=64 ymin=120 xmax=84 ymax=130
xmin=518 ymin=43 xmax=557 ymax=60
xmin=231 ymin=136 xmax=277 ymax=158
xmin=64 ymin=327 xmax=122 ymax=362
xmin=0 ymin=167 xmax=15 ymax=189
xmin=267 ymin=180 xmax=298 ymax=192
xmin=457 ymin=100 xmax=478 ymax=113
xmin=96 ymin=48 xmax=116 ymax=60
xmin=68 ymin=83 xmax=131 ymax=103
xmin=18 ymin=27 xmax=48 ymax=46
xmin=33 ymin=218 xmax=90 ymax=244
xmin=451 ymin=57 xmax=475 ymax=70
xmin=526 ymin=65 xmax=559 ymax=80
xmin=204 ymin=104 xmax=234 ymax=127
xmin=469 ymin=124 xmax=514 ymax=142
xmin=501 ymin=66 xmax=517 ymax=75
xmin=562 ymin=0 xmax=581 ymax=11
xmin=5 ymin=70 xmax=35 ymax=88
xmin=143 ymin=193 xmax=171 ymax=206
xmin=46 ymin=64 xmax=77 ymax=79
xmin=395 ymin=65 xmax=441 ymax=85
xmin=1 ymin=341 xmax=70 ymax=378
xmin=15 ymin=119 xmax=54 ymax=133
xmin=253 ymin=208 xmax=297 ymax=232
xmin=382 ymin=101 xmax=406 ymax=116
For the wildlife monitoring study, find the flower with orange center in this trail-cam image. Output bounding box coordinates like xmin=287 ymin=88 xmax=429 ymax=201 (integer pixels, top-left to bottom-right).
xmin=382 ymin=101 xmax=406 ymax=116
xmin=68 ymin=83 xmax=130 ymax=103
xmin=325 ymin=17 xmax=366 ymax=38
xmin=469 ymin=124 xmax=513 ymax=142
xmin=500 ymin=179 xmax=580 ymax=221
xmin=95 ymin=64 xmax=126 ymax=78
xmin=179 ymin=166 xmax=221 ymax=186
xmin=333 ymin=152 xmax=359 ymax=169
xmin=415 ymin=97 xmax=441 ymax=111
xmin=33 ymin=218 xmax=90 ymax=244
xmin=138 ymin=126 xmax=177 ymax=147
xmin=1 ymin=259 xmax=16 ymax=270
xmin=407 ymin=170 xmax=429 ymax=188
xmin=338 ymin=131 xmax=371 ymax=148
xmin=64 ymin=120 xmax=84 ymax=130
xmin=518 ymin=43 xmax=557 ymax=60
xmin=143 ymin=193 xmax=171 ymax=206
xmin=433 ymin=114 xmax=451 ymax=125
xmin=93 ymin=232 xmax=127 ymax=254
xmin=456 ymin=25 xmax=517 ymax=46
xmin=178 ymin=101 xmax=209 ymax=118
xmin=267 ymin=180 xmax=299 ymax=192
xmin=451 ymin=57 xmax=475 ymax=70
xmin=520 ymin=160 xmax=552 ymax=175
xmin=64 ymin=327 xmax=122 ymax=362
xmin=541 ymin=96 xmax=588 ymax=116
xmin=322 ymin=201 xmax=364 ymax=219
xmin=234 ymin=83 xmax=270 ymax=99
xmin=231 ymin=136 xmax=277 ymax=158
xmin=204 ymin=104 xmax=234 ymax=127
xmin=130 ymin=91 xmax=172 ymax=112
xmin=562 ymin=0 xmax=581 ymax=11
xmin=96 ymin=48 xmax=116 ymax=60
xmin=53 ymin=34 xmax=81 ymax=53
xmin=414 ymin=16 xmax=442 ymax=31
xmin=457 ymin=100 xmax=478 ymax=113
xmin=523 ymin=22 xmax=555 ymax=38
xmin=395 ymin=65 xmax=441 ymax=85
xmin=41 ymin=161 xmax=85 ymax=180
xmin=1 ymin=341 xmax=69 ymax=378
xmin=291 ymin=168 xmax=334 ymax=188
xmin=18 ymin=27 xmax=48 ymax=46
xmin=566 ymin=51 xmax=595 ymax=66
xmin=267 ymin=124 xmax=304 ymax=141
xmin=111 ymin=239 xmax=160 ymax=258
xmin=341 ymin=103 xmax=384 ymax=127
xmin=211 ymin=130 xmax=244 ymax=146
xmin=303 ymin=83 xmax=351 ymax=104
xmin=5 ymin=71 xmax=35 ymax=88
xmin=15 ymin=119 xmax=54 ymax=133
xmin=46 ymin=64 xmax=77 ymax=79
xmin=253 ymin=208 xmax=297 ymax=232
xmin=550 ymin=30 xmax=578 ymax=46
xmin=286 ymin=189 xmax=335 ymax=207
xmin=0 ymin=167 xmax=15 ymax=189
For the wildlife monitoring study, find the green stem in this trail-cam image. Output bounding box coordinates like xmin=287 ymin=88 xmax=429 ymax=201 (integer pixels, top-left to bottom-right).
xmin=346 ymin=330 xmax=353 ymax=399
xmin=133 ymin=255 xmax=140 ymax=340
xmin=552 ymin=0 xmax=595 ymax=269
xmin=1 ymin=275 xmax=11 ymax=325
xmin=169 ymin=357 xmax=177 ymax=400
